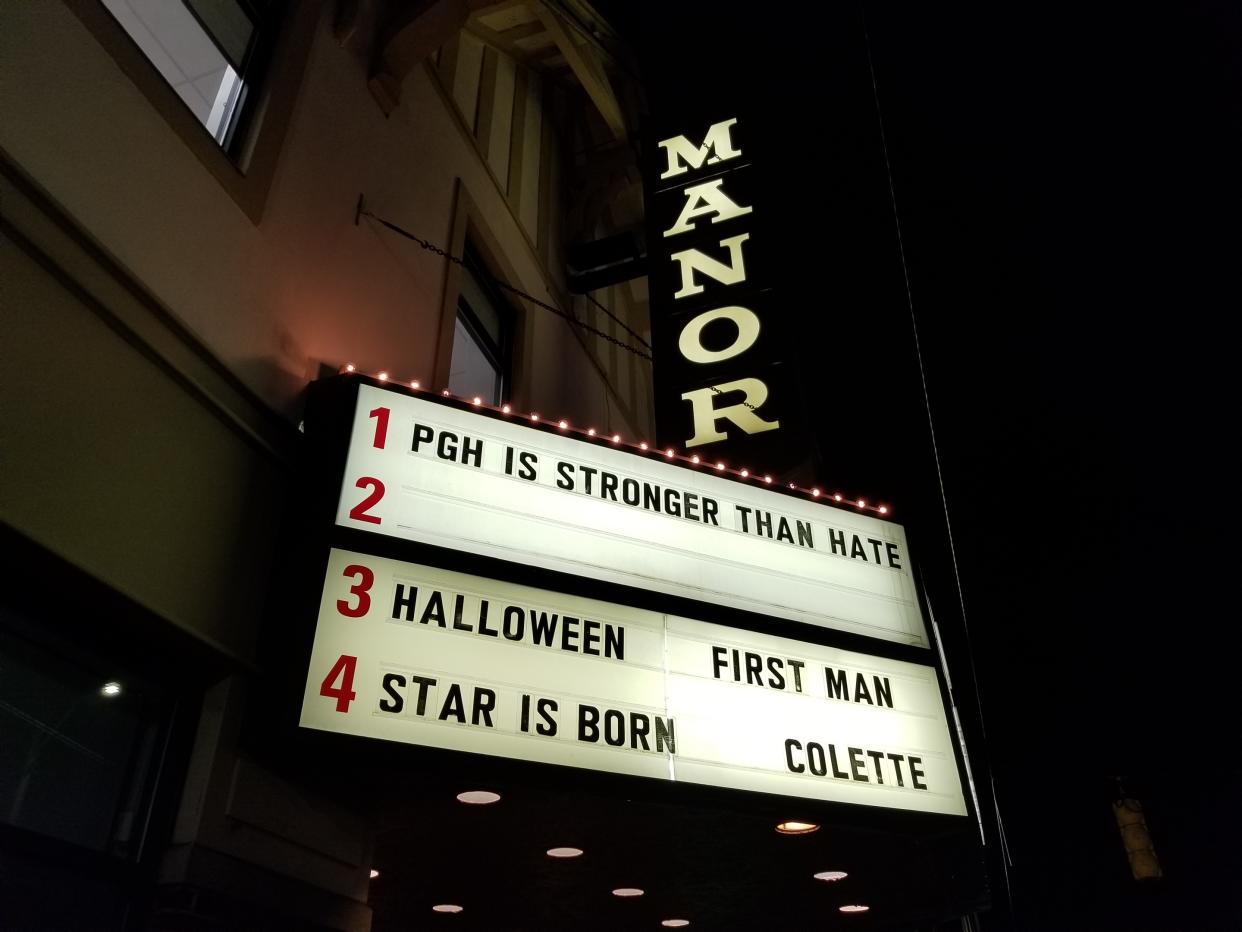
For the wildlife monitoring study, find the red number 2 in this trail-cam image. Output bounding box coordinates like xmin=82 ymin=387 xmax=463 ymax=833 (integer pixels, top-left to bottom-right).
xmin=348 ymin=477 xmax=384 ymax=524
xmin=319 ymin=654 xmax=358 ymax=712
xmin=336 ymin=564 xmax=374 ymax=617
xmin=369 ymin=406 xmax=390 ymax=449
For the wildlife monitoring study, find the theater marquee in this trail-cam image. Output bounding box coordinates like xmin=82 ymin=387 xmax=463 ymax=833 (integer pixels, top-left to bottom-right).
xmin=300 ymin=549 xmax=966 ymax=816
xmin=334 ymin=385 xmax=928 ymax=648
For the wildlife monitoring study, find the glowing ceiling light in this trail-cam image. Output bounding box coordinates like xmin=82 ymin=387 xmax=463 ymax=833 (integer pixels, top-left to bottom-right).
xmin=814 ymin=870 xmax=848 ymax=882
xmin=611 ymin=888 xmax=644 ymax=897
xmin=839 ymin=905 xmax=870 ymax=914
xmin=455 ymin=790 xmax=501 ymax=805
xmin=774 ymin=820 xmax=819 ymax=835
xmin=662 ymin=921 xmax=691 ymax=928
xmin=432 ymin=904 xmax=463 ymax=913
xmin=369 ymin=869 xmax=380 ymax=879
xmin=101 ymin=681 xmax=122 ymax=697
xmin=546 ymin=847 xmax=583 ymax=858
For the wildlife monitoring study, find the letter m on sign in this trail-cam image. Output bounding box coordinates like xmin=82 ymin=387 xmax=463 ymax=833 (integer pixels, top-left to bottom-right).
xmin=658 ymin=119 xmax=742 ymax=180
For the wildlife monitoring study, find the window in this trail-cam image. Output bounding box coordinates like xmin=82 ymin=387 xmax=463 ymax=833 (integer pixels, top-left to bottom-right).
xmin=100 ymin=0 xmax=276 ymax=154
xmin=448 ymin=245 xmax=512 ymax=404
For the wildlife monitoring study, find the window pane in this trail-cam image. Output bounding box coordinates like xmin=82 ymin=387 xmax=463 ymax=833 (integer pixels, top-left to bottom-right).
xmin=101 ymin=0 xmax=250 ymax=145
xmin=459 ymin=268 xmax=504 ymax=347
xmin=448 ymin=317 xmax=501 ymax=404
xmin=0 ymin=615 xmax=160 ymax=857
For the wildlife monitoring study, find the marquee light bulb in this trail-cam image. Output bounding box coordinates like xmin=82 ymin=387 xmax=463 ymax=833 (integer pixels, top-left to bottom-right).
xmin=345 ymin=364 xmax=355 ymax=372
xmin=558 ymin=420 xmax=568 ymax=429
xmin=857 ymin=499 xmax=866 ymax=508
xmin=410 ymin=380 xmax=420 ymax=389
xmin=691 ymin=455 xmax=700 ymax=464
xmin=740 ymin=469 xmax=749 ymax=477
xmin=812 ymin=488 xmax=821 ymax=497
xmin=531 ymin=413 xmax=540 ymax=422
xmin=369 ymin=869 xmax=380 ymax=879
xmin=611 ymin=434 xmax=621 ymax=443
xmin=442 ymin=389 xmax=450 ymax=396
xmin=640 ymin=442 xmax=648 ymax=450
xmin=763 ymin=475 xmax=772 ymax=484
xmin=715 ymin=462 xmax=725 ymax=470
xmin=788 ymin=483 xmax=796 ymax=489
xmin=502 ymin=404 xmax=510 ymax=413
xmin=473 ymin=397 xmax=482 ymax=406
xmin=665 ymin=448 xmax=675 ymax=457
xmin=834 ymin=494 xmax=843 ymax=502
xmin=878 ymin=505 xmax=888 ymax=514
xmin=378 ymin=371 xmax=388 ymax=381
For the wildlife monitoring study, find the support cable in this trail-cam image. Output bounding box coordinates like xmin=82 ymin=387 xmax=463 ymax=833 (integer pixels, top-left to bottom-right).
xmin=861 ymin=7 xmax=1017 ymax=920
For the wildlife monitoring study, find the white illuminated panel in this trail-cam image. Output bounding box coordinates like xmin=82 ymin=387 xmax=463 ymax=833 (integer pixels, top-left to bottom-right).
xmin=300 ymin=550 xmax=966 ymax=815
xmin=333 ymin=386 xmax=928 ymax=647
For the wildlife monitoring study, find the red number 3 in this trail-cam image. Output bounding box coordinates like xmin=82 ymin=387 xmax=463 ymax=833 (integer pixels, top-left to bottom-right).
xmin=337 ymin=564 xmax=373 ymax=617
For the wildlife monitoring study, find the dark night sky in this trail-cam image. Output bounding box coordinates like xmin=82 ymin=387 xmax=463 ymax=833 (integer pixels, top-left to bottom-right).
xmin=630 ymin=1 xmax=1241 ymax=927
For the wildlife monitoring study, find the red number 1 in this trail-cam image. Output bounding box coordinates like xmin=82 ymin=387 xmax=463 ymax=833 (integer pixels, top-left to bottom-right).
xmin=369 ymin=406 xmax=390 ymax=449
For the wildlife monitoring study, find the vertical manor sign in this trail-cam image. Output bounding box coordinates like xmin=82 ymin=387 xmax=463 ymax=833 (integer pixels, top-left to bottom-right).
xmin=645 ymin=114 xmax=808 ymax=475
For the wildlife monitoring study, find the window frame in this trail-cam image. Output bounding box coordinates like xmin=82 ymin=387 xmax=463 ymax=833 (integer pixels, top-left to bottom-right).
xmin=64 ymin=0 xmax=319 ymax=223
xmin=434 ymin=181 xmax=530 ymax=408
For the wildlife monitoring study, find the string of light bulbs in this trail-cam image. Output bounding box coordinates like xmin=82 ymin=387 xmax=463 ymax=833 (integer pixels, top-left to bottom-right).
xmin=340 ymin=365 xmax=891 ymax=516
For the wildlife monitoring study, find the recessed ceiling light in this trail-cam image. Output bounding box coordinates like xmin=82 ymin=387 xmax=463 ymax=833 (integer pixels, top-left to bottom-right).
xmin=661 ymin=920 xmax=691 ymax=928
xmin=546 ymin=847 xmax=583 ymax=858
xmin=775 ymin=820 xmax=819 ymax=834
xmin=101 ymin=681 xmax=122 ymax=697
xmin=814 ymin=870 xmax=848 ymax=882
xmin=839 ymin=904 xmax=870 ymax=914
xmin=611 ymin=887 xmax=644 ymax=897
xmin=369 ymin=869 xmax=380 ymax=879
xmin=432 ymin=904 xmax=463 ymax=913
xmin=455 ymin=790 xmax=500 ymax=805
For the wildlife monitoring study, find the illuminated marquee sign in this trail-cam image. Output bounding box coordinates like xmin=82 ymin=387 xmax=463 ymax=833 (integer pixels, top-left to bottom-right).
xmin=300 ymin=549 xmax=966 ymax=816
xmin=645 ymin=114 xmax=807 ymax=472
xmin=334 ymin=384 xmax=928 ymax=648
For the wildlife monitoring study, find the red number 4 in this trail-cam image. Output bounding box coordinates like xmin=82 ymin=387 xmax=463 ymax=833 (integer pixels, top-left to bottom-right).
xmin=319 ymin=654 xmax=357 ymax=713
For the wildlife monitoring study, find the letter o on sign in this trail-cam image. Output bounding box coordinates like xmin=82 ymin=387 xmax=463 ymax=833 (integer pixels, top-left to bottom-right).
xmin=678 ymin=306 xmax=761 ymax=364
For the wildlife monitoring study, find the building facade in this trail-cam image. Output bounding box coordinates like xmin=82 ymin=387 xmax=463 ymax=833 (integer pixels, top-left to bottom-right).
xmin=2 ymin=3 xmax=991 ymax=930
